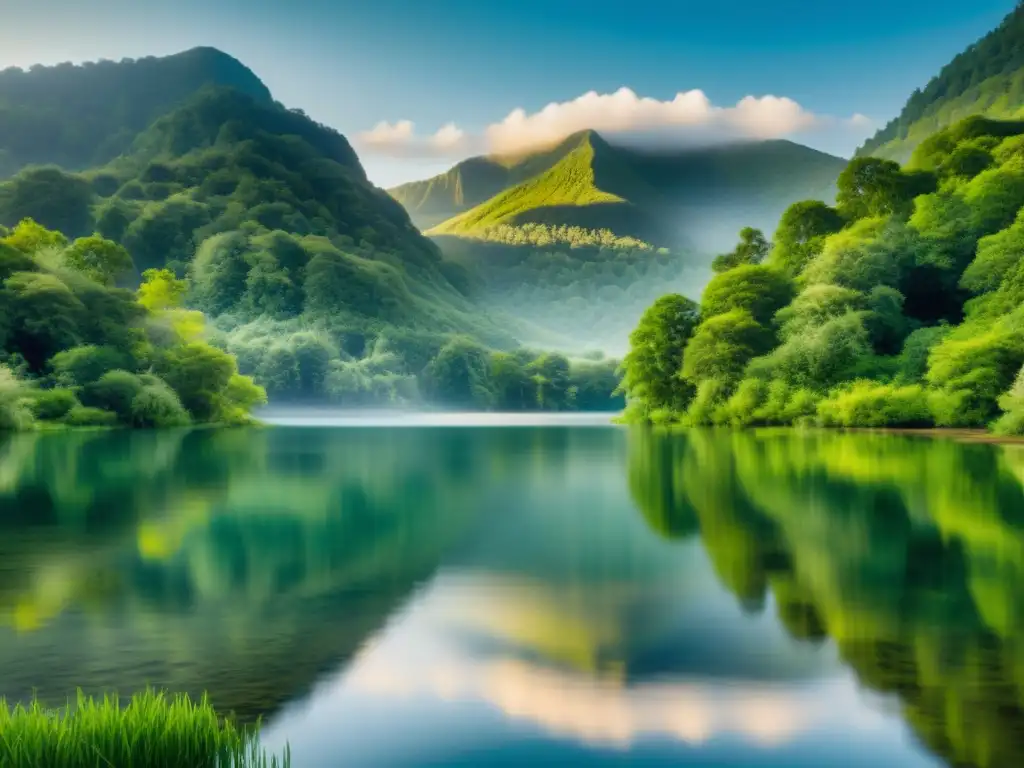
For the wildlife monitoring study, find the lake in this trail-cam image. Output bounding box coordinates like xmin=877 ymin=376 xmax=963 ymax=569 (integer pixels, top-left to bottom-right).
xmin=2 ymin=417 xmax=1024 ymax=767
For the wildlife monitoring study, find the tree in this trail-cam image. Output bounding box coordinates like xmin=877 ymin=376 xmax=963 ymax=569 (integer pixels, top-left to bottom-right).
xmin=2 ymin=271 xmax=84 ymax=370
xmin=137 ymin=268 xmax=187 ymax=311
xmin=64 ymin=235 xmax=134 ymax=285
xmin=155 ymin=342 xmax=237 ymax=421
xmin=712 ymin=227 xmax=771 ymax=273
xmin=682 ymin=309 xmax=774 ymax=387
xmin=617 ymin=294 xmax=700 ymax=420
xmin=770 ymin=201 xmax=845 ymax=276
xmin=422 ymin=337 xmax=493 ymax=407
xmin=0 ymin=166 xmax=94 ymax=237
xmin=836 ymin=157 xmax=934 ymax=220
xmin=700 ymin=264 xmax=794 ymax=326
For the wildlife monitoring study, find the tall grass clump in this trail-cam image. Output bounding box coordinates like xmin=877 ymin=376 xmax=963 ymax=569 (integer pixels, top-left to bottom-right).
xmin=0 ymin=689 xmax=290 ymax=768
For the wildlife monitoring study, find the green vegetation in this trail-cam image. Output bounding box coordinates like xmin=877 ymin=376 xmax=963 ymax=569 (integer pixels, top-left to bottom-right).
xmin=0 ymin=689 xmax=288 ymax=767
xmin=620 ymin=115 xmax=1024 ymax=435
xmin=394 ymin=131 xmax=845 ymax=256
xmin=435 ymin=235 xmax=704 ymax=350
xmin=0 ymin=48 xmax=272 ymax=177
xmin=0 ymin=219 xmax=265 ymax=431
xmin=860 ymin=2 xmax=1024 ymax=162
xmin=627 ymin=428 xmax=1024 ymax=768
xmin=0 ymin=54 xmax=628 ymax=410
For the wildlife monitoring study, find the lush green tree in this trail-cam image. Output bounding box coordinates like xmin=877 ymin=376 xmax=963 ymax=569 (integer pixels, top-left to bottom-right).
xmin=993 ymin=365 xmax=1024 ymax=435
xmin=137 ymin=268 xmax=188 ymax=311
xmin=770 ymin=201 xmax=845 ymax=276
xmin=490 ymin=352 xmax=533 ymax=410
xmin=775 ymin=284 xmax=864 ymax=340
xmin=63 ymin=235 xmax=133 ymax=285
xmin=700 ymin=264 xmax=794 ymax=326
xmin=80 ymin=370 xmax=145 ymax=422
xmin=1 ymin=217 xmax=68 ymax=254
xmin=155 ymin=342 xmax=238 ymax=421
xmin=527 ymin=352 xmax=571 ymax=410
xmin=712 ymin=227 xmax=771 ymax=273
xmin=617 ymin=294 xmax=700 ymax=421
xmin=682 ymin=309 xmax=773 ymax=387
xmin=748 ymin=312 xmax=873 ymax=391
xmin=0 ymin=166 xmax=94 ymax=237
xmin=1 ymin=271 xmax=84 ymax=370
xmin=422 ymin=337 xmax=493 ymax=408
xmin=28 ymin=387 xmax=79 ymax=421
xmin=836 ymin=157 xmax=935 ymax=220
xmin=49 ymin=345 xmax=130 ymax=386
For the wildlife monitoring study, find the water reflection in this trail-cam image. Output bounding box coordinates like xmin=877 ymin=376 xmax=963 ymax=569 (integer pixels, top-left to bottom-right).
xmin=0 ymin=425 xmax=1022 ymax=766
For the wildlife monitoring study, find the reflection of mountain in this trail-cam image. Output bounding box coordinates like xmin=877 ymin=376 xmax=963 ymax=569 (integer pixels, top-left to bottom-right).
xmin=0 ymin=428 xmax=483 ymax=720
xmin=627 ymin=429 xmax=1024 ymax=768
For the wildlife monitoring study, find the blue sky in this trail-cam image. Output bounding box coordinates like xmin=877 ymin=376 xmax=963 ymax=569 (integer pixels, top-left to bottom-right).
xmin=0 ymin=0 xmax=1017 ymax=186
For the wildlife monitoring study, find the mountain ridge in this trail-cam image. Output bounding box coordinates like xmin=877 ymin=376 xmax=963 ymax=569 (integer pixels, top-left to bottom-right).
xmin=858 ymin=1 xmax=1024 ymax=162
xmin=393 ymin=131 xmax=846 ymax=253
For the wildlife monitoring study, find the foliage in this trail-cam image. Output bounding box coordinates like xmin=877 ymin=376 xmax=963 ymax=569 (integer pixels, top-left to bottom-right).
xmin=29 ymin=387 xmax=79 ymax=421
xmin=0 ymin=219 xmax=263 ymax=430
xmin=711 ymin=227 xmax=770 ymax=273
xmin=617 ymin=294 xmax=700 ymax=422
xmin=0 ymin=364 xmax=34 ymax=431
xmin=0 ymin=688 xmax=289 ymax=768
xmin=992 ymin=365 xmax=1024 ymax=435
xmin=622 ymin=115 xmax=1024 ymax=432
xmin=62 ymin=405 xmax=119 ymax=427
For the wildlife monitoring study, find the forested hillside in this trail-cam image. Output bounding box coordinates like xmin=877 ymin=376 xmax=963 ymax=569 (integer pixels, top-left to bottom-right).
xmin=619 ymin=115 xmax=1024 ymax=435
xmin=0 ymin=50 xmax=623 ymax=417
xmin=859 ymin=2 xmax=1024 ymax=162
xmin=0 ymin=48 xmax=272 ymax=177
xmin=395 ymin=130 xmax=845 ymax=255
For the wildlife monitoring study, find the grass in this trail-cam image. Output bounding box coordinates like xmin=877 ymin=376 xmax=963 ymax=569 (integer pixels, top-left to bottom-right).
xmin=0 ymin=689 xmax=290 ymax=768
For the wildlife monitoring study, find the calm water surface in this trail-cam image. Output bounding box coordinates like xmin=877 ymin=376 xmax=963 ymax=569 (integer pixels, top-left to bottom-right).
xmin=2 ymin=417 xmax=1024 ymax=767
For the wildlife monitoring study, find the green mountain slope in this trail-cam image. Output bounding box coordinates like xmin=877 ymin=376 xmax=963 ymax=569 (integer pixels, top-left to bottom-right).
xmin=0 ymin=51 xmax=537 ymax=409
xmin=0 ymin=47 xmax=272 ymax=177
xmin=428 ymin=130 xmax=666 ymax=244
xmin=859 ymin=2 xmax=1024 ymax=163
xmin=396 ymin=133 xmax=845 ymax=254
xmin=388 ymin=131 xmax=604 ymax=229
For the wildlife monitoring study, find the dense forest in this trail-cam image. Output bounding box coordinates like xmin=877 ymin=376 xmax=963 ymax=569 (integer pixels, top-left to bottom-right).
xmin=0 ymin=219 xmax=266 ymax=430
xmin=859 ymin=1 xmax=1024 ymax=162
xmin=619 ymin=115 xmax=1024 ymax=436
xmin=0 ymin=54 xmax=627 ymax=425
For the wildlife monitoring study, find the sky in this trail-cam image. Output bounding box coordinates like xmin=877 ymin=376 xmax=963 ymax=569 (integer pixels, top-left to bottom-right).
xmin=0 ymin=0 xmax=1018 ymax=187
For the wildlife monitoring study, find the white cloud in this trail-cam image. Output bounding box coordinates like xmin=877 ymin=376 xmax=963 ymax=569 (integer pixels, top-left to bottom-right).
xmin=355 ymin=87 xmax=873 ymax=159
xmin=357 ymin=120 xmax=476 ymax=158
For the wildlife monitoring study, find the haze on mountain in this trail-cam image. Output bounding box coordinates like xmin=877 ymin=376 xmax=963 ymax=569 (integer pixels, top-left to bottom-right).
xmin=390 ymin=128 xmax=845 ymax=255
xmin=859 ymin=1 xmax=1024 ymax=163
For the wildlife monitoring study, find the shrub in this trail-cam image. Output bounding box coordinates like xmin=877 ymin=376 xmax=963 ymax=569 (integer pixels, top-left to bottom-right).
xmin=816 ymin=381 xmax=932 ymax=428
xmin=131 ymin=381 xmax=191 ymax=428
xmin=0 ymin=364 xmax=34 ymax=431
xmin=49 ymin=344 xmax=130 ymax=386
xmin=992 ymin=366 xmax=1024 ymax=436
xmin=30 ymin=388 xmax=79 ymax=421
xmin=62 ymin=405 xmax=118 ymax=427
xmin=80 ymin=370 xmax=145 ymax=421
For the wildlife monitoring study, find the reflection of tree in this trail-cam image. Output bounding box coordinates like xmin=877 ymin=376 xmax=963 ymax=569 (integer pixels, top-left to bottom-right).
xmin=627 ymin=428 xmax=1024 ymax=768
xmin=0 ymin=427 xmax=481 ymax=721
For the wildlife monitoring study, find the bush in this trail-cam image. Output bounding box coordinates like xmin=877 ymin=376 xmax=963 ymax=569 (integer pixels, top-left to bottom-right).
xmin=49 ymin=344 xmax=130 ymax=386
xmin=62 ymin=405 xmax=118 ymax=427
xmin=30 ymin=388 xmax=79 ymax=421
xmin=0 ymin=364 xmax=34 ymax=431
xmin=131 ymin=381 xmax=191 ymax=428
xmin=816 ymin=382 xmax=933 ymax=428
xmin=80 ymin=370 xmax=145 ymax=422
xmin=993 ymin=366 xmax=1024 ymax=435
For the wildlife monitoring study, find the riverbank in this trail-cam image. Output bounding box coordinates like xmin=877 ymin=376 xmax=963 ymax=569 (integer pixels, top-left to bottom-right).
xmin=0 ymin=689 xmax=289 ymax=768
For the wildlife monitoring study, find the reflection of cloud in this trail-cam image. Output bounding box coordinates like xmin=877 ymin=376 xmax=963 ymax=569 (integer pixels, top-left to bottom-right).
xmin=348 ymin=651 xmax=861 ymax=748
xmin=356 ymin=87 xmax=874 ymax=158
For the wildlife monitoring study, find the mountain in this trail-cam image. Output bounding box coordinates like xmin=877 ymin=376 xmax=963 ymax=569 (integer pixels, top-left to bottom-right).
xmin=0 ymin=47 xmax=273 ymax=178
xmin=859 ymin=2 xmax=1024 ymax=163
xmin=392 ymin=131 xmax=846 ymax=254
